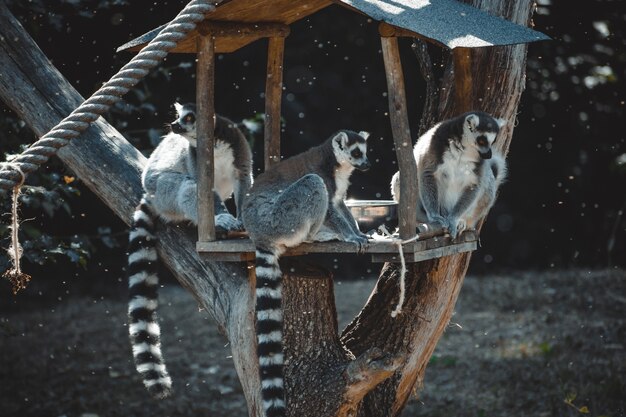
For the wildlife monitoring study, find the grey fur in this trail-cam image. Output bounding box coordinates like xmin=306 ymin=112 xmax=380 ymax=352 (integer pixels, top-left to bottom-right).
xmin=127 ymin=104 xmax=253 ymax=399
xmin=242 ymin=130 xmax=370 ymax=252
xmin=242 ymin=130 xmax=369 ymax=417
xmin=464 ymin=151 xmax=507 ymax=227
xmin=391 ymin=111 xmax=507 ymax=238
xmin=143 ymin=103 xmax=253 ymax=230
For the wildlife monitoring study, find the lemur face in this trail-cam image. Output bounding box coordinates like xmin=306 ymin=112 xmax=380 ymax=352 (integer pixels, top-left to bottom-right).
xmin=332 ymin=130 xmax=371 ymax=171
xmin=171 ymin=102 xmax=197 ymax=144
xmin=463 ymin=112 xmax=506 ymax=160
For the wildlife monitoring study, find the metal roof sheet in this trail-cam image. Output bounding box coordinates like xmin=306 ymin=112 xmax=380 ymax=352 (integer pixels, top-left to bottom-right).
xmin=340 ymin=0 xmax=549 ymax=48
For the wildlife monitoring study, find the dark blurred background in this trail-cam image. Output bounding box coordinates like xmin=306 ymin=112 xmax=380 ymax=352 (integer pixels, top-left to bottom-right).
xmin=0 ymin=0 xmax=624 ymax=294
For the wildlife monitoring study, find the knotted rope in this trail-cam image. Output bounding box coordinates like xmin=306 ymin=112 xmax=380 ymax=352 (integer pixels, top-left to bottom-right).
xmin=0 ymin=0 xmax=214 ymax=191
xmin=375 ymin=225 xmax=420 ymax=317
xmin=1 ymin=164 xmax=30 ymax=294
xmin=0 ymin=0 xmax=213 ymax=291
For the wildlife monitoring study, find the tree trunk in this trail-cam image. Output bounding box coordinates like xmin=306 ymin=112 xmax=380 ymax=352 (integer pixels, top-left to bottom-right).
xmin=341 ymin=1 xmax=536 ymax=414
xmin=0 ymin=0 xmax=535 ymax=415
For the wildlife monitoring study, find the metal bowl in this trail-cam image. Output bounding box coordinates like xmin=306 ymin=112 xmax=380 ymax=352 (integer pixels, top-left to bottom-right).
xmin=345 ymin=199 xmax=398 ymax=233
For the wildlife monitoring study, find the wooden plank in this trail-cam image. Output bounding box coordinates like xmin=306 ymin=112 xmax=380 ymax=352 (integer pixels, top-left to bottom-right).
xmin=117 ymin=0 xmax=330 ymax=54
xmin=198 ymin=21 xmax=290 ymax=38
xmin=371 ymin=241 xmax=477 ymax=263
xmin=200 ymin=251 xmax=256 ymax=262
xmin=264 ymin=37 xmax=285 ymax=169
xmin=196 ymin=230 xmax=478 ymax=262
xmin=378 ymin=22 xmax=441 ymax=46
xmin=208 ymin=0 xmax=331 ymax=25
xmin=380 ymin=36 xmax=418 ymax=241
xmin=196 ymin=34 xmax=216 ymax=242
xmin=453 ymin=48 xmax=473 ymax=113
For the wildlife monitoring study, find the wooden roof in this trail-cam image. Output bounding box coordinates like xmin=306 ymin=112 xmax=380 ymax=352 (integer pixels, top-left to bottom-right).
xmin=117 ymin=0 xmax=331 ymax=54
xmin=117 ymin=0 xmax=549 ymax=54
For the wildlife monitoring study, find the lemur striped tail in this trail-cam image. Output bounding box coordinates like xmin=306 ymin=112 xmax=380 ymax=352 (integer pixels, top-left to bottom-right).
xmin=255 ymin=247 xmax=286 ymax=417
xmin=127 ymin=197 xmax=172 ymax=399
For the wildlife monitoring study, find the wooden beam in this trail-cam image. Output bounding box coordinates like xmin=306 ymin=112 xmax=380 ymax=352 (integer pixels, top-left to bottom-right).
xmin=196 ymin=34 xmax=216 ymax=242
xmin=264 ymin=36 xmax=285 ymax=169
xmin=196 ymin=230 xmax=477 ymax=263
xmin=378 ymin=22 xmax=443 ymax=47
xmin=380 ymin=36 xmax=418 ymax=241
xmin=453 ymin=47 xmax=474 ymax=113
xmin=198 ymin=21 xmax=290 ymax=38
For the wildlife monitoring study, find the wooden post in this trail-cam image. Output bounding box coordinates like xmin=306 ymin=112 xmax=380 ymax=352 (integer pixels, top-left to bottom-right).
xmin=453 ymin=47 xmax=473 ymax=113
xmin=380 ymin=35 xmax=418 ymax=241
xmin=0 ymin=0 xmax=538 ymax=414
xmin=196 ymin=34 xmax=216 ymax=242
xmin=264 ymin=36 xmax=285 ymax=169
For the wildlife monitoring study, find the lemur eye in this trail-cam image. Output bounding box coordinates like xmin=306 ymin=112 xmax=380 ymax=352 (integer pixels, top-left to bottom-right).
xmin=351 ymin=149 xmax=362 ymax=159
xmin=184 ymin=114 xmax=195 ymax=124
xmin=477 ymin=135 xmax=487 ymax=146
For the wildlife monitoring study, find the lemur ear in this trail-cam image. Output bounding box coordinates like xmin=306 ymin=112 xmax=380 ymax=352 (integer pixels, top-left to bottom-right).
xmin=333 ymin=131 xmax=349 ymax=150
xmin=174 ymin=102 xmax=184 ymax=115
xmin=465 ymin=113 xmax=480 ymax=131
xmin=358 ymin=131 xmax=370 ymax=141
xmin=496 ymin=118 xmax=507 ymax=129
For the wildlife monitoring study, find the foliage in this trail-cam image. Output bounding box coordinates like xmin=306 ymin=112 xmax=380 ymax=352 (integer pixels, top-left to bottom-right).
xmin=0 ymin=164 xmax=123 ymax=274
xmin=512 ymin=0 xmax=626 ymax=268
xmin=0 ymin=0 xmax=624 ymax=278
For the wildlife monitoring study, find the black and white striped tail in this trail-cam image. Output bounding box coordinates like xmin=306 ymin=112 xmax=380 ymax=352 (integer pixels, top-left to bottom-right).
xmin=255 ymin=247 xmax=286 ymax=417
xmin=127 ymin=197 xmax=172 ymax=399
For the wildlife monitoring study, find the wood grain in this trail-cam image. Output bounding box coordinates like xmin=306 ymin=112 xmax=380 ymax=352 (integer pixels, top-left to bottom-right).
xmin=381 ymin=36 xmax=418 ymax=241
xmin=346 ymin=2 xmax=537 ymax=415
xmin=452 ymin=47 xmax=473 ymax=113
xmin=198 ymin=20 xmax=290 ymax=37
xmin=264 ymin=37 xmax=285 ymax=169
xmin=196 ymin=34 xmax=217 ymax=242
xmin=119 ymin=0 xmax=330 ymax=54
xmin=0 ymin=1 xmax=535 ymax=415
xmin=197 ymin=230 xmax=477 ymax=263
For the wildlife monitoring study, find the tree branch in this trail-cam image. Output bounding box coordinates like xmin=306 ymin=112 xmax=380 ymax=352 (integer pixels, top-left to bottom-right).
xmin=342 ymin=1 xmax=538 ymax=415
xmin=0 ymin=0 xmax=244 ymax=373
xmin=0 ymin=1 xmax=538 ymax=415
xmin=410 ymin=39 xmax=438 ymax=136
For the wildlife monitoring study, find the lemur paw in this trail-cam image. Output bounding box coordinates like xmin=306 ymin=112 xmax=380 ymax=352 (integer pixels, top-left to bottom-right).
xmin=347 ymin=234 xmax=369 ymax=254
xmin=446 ymin=218 xmax=466 ymax=239
xmin=215 ymin=213 xmax=243 ymax=232
xmin=455 ymin=219 xmax=467 ymax=236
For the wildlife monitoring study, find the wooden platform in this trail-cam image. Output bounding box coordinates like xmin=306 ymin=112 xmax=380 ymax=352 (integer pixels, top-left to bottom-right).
xmin=197 ymin=230 xmax=478 ymax=263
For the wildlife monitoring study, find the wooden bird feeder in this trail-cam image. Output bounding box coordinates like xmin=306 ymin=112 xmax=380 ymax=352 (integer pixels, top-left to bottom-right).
xmin=118 ymin=0 xmax=548 ymax=263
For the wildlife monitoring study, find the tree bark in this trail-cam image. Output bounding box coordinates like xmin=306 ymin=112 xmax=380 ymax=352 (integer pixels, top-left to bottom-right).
xmin=0 ymin=1 xmax=256 ymax=411
xmin=341 ymin=1 xmax=536 ymax=415
xmin=0 ymin=0 xmax=535 ymax=415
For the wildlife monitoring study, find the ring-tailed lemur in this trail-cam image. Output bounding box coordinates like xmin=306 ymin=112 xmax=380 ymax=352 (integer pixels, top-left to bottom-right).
xmin=391 ymin=111 xmax=507 ymax=238
xmin=241 ymin=130 xmax=370 ymax=417
xmin=127 ymin=103 xmax=253 ymax=398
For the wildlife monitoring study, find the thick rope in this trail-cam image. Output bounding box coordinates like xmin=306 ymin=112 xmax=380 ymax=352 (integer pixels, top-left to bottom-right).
xmin=0 ymin=0 xmax=214 ymax=191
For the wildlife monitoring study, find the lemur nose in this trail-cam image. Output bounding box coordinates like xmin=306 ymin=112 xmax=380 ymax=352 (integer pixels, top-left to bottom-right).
xmin=171 ymin=122 xmax=184 ymax=134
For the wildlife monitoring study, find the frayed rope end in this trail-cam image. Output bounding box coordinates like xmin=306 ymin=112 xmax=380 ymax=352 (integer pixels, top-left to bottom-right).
xmin=2 ymin=163 xmax=30 ymax=295
xmin=377 ymin=225 xmax=419 ymax=318
xmin=3 ymin=269 xmax=31 ymax=295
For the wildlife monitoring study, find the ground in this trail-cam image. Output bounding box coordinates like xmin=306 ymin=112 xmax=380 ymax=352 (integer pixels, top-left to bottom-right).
xmin=1 ymin=269 xmax=624 ymax=417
